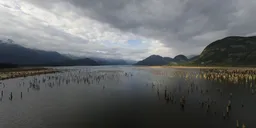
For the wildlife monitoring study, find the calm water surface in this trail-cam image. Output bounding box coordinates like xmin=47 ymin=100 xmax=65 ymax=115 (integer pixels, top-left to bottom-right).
xmin=0 ymin=66 xmax=255 ymax=128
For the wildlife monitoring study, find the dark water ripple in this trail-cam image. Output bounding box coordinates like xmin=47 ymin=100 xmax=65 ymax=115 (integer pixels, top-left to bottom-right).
xmin=0 ymin=66 xmax=255 ymax=128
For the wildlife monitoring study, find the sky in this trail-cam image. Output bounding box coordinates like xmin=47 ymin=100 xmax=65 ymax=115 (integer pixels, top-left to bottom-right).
xmin=0 ymin=0 xmax=256 ymax=61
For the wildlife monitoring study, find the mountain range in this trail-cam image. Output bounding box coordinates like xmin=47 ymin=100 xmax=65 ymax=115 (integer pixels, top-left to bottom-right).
xmin=135 ymin=36 xmax=256 ymax=66
xmin=135 ymin=54 xmax=191 ymax=66
xmin=0 ymin=39 xmax=134 ymax=67
xmin=1 ymin=36 xmax=256 ymax=67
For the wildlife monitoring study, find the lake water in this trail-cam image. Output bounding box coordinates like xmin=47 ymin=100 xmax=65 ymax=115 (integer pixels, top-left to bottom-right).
xmin=0 ymin=66 xmax=255 ymax=128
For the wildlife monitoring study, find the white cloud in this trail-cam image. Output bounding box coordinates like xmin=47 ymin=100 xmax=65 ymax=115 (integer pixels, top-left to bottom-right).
xmin=0 ymin=0 xmax=172 ymax=60
xmin=1 ymin=0 xmax=256 ymax=61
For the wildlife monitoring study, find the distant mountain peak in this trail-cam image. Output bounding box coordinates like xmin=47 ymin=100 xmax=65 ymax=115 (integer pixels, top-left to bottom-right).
xmin=147 ymin=54 xmax=162 ymax=58
xmin=135 ymin=55 xmax=175 ymax=66
xmin=0 ymin=39 xmax=15 ymax=44
xmin=174 ymin=54 xmax=188 ymax=62
xmin=6 ymin=39 xmax=14 ymax=43
xmin=174 ymin=54 xmax=187 ymax=58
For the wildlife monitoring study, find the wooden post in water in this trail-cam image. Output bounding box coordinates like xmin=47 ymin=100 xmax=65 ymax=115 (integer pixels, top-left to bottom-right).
xmin=9 ymin=92 xmax=13 ymax=101
xmin=236 ymin=120 xmax=239 ymax=128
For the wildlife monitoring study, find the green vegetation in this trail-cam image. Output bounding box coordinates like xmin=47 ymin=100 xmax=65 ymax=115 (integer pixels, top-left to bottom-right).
xmin=0 ymin=68 xmax=60 ymax=80
xmin=195 ymin=36 xmax=256 ymax=66
xmin=135 ymin=54 xmax=189 ymax=66
xmin=169 ymin=36 xmax=256 ymax=67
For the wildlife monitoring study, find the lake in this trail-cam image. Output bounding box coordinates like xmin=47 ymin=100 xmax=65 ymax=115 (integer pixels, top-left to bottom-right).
xmin=0 ymin=66 xmax=255 ymax=128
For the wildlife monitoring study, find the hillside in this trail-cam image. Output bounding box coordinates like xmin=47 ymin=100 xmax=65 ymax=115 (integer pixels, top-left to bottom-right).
xmin=135 ymin=55 xmax=171 ymax=66
xmin=188 ymin=55 xmax=200 ymax=61
xmin=0 ymin=39 xmax=68 ymax=65
xmin=135 ymin=55 xmax=189 ymax=66
xmin=194 ymin=36 xmax=256 ymax=66
xmin=173 ymin=55 xmax=188 ymax=62
xmin=0 ymin=39 xmax=99 ymax=66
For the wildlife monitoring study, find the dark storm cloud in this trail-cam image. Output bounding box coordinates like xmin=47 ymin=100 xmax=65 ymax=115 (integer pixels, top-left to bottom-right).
xmin=4 ymin=0 xmax=256 ymax=59
xmin=26 ymin=0 xmax=256 ymax=55
xmin=78 ymin=0 xmax=239 ymax=50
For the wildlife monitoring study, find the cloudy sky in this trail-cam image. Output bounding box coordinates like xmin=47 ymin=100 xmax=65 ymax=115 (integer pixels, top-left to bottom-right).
xmin=0 ymin=0 xmax=256 ymax=60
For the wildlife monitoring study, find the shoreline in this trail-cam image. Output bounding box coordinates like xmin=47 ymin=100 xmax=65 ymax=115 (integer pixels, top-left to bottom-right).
xmin=138 ymin=66 xmax=256 ymax=70
xmin=1 ymin=65 xmax=256 ymax=80
xmin=0 ymin=67 xmax=60 ymax=80
xmin=170 ymin=66 xmax=256 ymax=70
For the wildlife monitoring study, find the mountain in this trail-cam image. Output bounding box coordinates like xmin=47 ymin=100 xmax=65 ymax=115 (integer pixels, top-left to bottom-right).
xmin=0 ymin=39 xmax=99 ymax=66
xmin=189 ymin=55 xmax=200 ymax=61
xmin=173 ymin=55 xmax=188 ymax=62
xmin=62 ymin=54 xmax=83 ymax=60
xmin=187 ymin=55 xmax=198 ymax=59
xmin=107 ymin=59 xmax=128 ymax=65
xmin=49 ymin=58 xmax=99 ymax=66
xmin=91 ymin=57 xmax=130 ymax=65
xmin=125 ymin=60 xmax=137 ymax=65
xmin=62 ymin=54 xmax=136 ymax=65
xmin=135 ymin=54 xmax=193 ymax=66
xmin=194 ymin=36 xmax=256 ymax=66
xmin=137 ymin=36 xmax=256 ymax=66
xmin=163 ymin=57 xmax=174 ymax=62
xmin=135 ymin=55 xmax=174 ymax=66
xmin=0 ymin=40 xmax=68 ymax=65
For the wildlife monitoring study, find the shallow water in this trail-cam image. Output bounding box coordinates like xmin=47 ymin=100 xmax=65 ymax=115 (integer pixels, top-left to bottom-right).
xmin=0 ymin=66 xmax=255 ymax=128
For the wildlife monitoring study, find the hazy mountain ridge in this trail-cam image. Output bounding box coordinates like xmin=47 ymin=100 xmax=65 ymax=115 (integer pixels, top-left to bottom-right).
xmin=0 ymin=39 xmax=100 ymax=66
xmin=2 ymin=36 xmax=255 ymax=67
xmin=0 ymin=40 xmax=69 ymax=65
xmin=48 ymin=58 xmax=100 ymax=66
xmin=0 ymin=39 xmax=136 ymax=66
xmin=91 ymin=57 xmax=131 ymax=65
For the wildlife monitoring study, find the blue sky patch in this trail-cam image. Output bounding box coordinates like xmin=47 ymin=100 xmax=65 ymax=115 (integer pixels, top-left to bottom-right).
xmin=127 ymin=40 xmax=142 ymax=46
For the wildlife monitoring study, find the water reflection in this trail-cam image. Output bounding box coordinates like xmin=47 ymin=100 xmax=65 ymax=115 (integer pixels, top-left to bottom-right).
xmin=0 ymin=67 xmax=255 ymax=128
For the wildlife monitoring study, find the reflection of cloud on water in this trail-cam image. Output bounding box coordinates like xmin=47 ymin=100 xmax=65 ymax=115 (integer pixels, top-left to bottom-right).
xmin=0 ymin=67 xmax=256 ymax=127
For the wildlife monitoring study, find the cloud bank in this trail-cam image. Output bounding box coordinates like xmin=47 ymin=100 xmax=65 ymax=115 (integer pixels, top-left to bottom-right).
xmin=0 ymin=0 xmax=256 ymax=60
